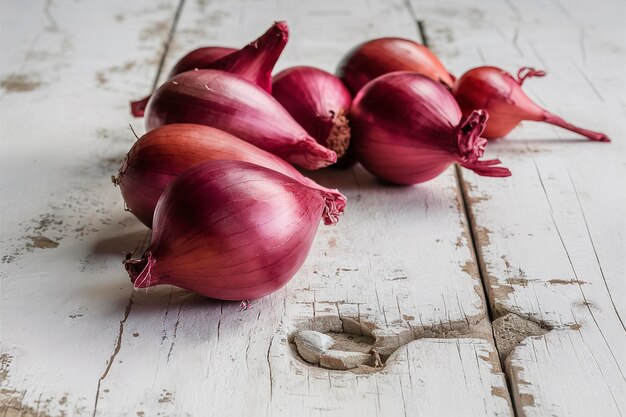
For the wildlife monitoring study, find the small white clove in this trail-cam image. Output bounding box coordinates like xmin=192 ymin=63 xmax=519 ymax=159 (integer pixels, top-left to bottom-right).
xmin=294 ymin=330 xmax=336 ymax=364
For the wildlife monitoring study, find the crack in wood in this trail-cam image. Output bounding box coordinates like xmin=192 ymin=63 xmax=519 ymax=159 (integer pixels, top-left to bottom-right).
xmin=528 ymin=151 xmax=624 ymax=377
xmin=266 ymin=338 xmax=274 ymax=408
xmin=150 ymin=0 xmax=187 ymax=93
xmin=453 ymin=167 xmax=503 ymax=320
xmin=455 ymin=162 xmax=553 ymax=416
xmin=567 ymin=169 xmax=625 ymax=331
xmin=417 ymin=20 xmax=429 ymax=46
xmin=570 ymin=58 xmax=604 ymax=102
xmin=43 ymin=0 xmax=59 ymax=32
xmin=166 ymin=299 xmax=185 ymax=363
xmin=411 ymin=10 xmax=518 ymax=404
xmin=92 ymin=295 xmax=134 ymax=417
xmin=89 ymin=0 xmax=188 ymax=408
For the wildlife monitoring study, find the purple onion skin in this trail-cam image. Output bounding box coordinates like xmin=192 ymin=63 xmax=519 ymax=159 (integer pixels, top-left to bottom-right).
xmin=145 ymin=70 xmax=337 ymax=170
xmin=115 ymin=123 xmax=346 ymax=228
xmin=168 ymin=47 xmax=236 ymax=78
xmin=337 ymin=37 xmax=456 ymax=96
xmin=130 ymin=47 xmax=236 ymax=117
xmin=351 ymin=71 xmax=511 ymax=184
xmin=272 ymin=66 xmax=352 ymax=159
xmin=126 ymin=160 xmax=341 ymax=301
xmin=131 ymin=22 xmax=289 ymax=117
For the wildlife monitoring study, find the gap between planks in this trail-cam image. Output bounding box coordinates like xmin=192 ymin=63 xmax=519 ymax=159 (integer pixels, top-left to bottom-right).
xmin=412 ymin=13 xmax=520 ymax=416
xmin=150 ymin=0 xmax=187 ymax=92
xmin=454 ymin=164 xmax=520 ymax=415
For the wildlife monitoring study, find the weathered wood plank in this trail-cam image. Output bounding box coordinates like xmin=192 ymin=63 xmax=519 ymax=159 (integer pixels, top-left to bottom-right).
xmin=0 ymin=0 xmax=181 ymax=415
xmin=412 ymin=0 xmax=626 ymax=415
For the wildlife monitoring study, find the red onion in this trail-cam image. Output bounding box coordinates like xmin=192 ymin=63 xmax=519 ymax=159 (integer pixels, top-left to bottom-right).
xmin=337 ymin=37 xmax=455 ymax=95
xmin=114 ymin=123 xmax=346 ymax=228
xmin=130 ymin=22 xmax=288 ymax=117
xmin=350 ymin=71 xmax=511 ymax=184
xmin=272 ymin=66 xmax=351 ymax=159
xmin=124 ymin=160 xmax=343 ymax=300
xmin=145 ymin=69 xmax=337 ymax=170
xmin=453 ymin=66 xmax=609 ymax=141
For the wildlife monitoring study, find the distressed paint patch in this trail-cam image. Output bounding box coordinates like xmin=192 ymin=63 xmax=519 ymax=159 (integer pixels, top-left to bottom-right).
xmin=548 ymin=278 xmax=588 ymax=285
xmin=493 ymin=313 xmax=550 ymax=361
xmin=27 ymin=235 xmax=59 ymax=249
xmin=0 ymin=74 xmax=41 ymax=92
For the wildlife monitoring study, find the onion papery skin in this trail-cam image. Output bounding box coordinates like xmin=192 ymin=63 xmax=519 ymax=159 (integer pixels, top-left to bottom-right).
xmin=115 ymin=124 xmax=346 ymax=228
xmin=206 ymin=21 xmax=289 ymax=93
xmin=350 ymin=71 xmax=511 ymax=184
xmin=167 ymin=47 xmax=236 ymax=79
xmin=453 ymin=66 xmax=609 ymax=141
xmin=337 ymin=37 xmax=455 ymax=96
xmin=272 ymin=66 xmax=352 ymax=159
xmin=145 ymin=70 xmax=337 ymax=170
xmin=124 ymin=160 xmax=342 ymax=300
xmin=130 ymin=21 xmax=289 ymax=117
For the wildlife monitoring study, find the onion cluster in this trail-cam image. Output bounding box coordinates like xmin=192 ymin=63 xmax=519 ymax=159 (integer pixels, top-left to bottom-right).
xmin=114 ymin=21 xmax=607 ymax=303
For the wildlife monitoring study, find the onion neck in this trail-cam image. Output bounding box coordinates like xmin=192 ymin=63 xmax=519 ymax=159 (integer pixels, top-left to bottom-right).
xmin=455 ymin=109 xmax=488 ymax=164
xmin=295 ymin=176 xmax=346 ymax=224
xmin=212 ymin=21 xmax=288 ymax=93
xmin=325 ymin=110 xmax=351 ymax=158
xmin=290 ymin=138 xmax=337 ymax=170
xmin=541 ymin=111 xmax=610 ymax=142
xmin=459 ymin=159 xmax=512 ymax=177
xmin=319 ymin=190 xmax=347 ymax=225
xmin=455 ymin=109 xmax=512 ymax=177
xmin=124 ymin=252 xmax=157 ymax=288
xmin=130 ymin=95 xmax=150 ymax=117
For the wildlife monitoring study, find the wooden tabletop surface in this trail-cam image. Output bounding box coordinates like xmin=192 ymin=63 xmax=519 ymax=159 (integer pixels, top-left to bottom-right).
xmin=1 ymin=0 xmax=624 ymax=416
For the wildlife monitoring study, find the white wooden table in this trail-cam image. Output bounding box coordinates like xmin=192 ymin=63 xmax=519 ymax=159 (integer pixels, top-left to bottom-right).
xmin=1 ymin=0 xmax=624 ymax=416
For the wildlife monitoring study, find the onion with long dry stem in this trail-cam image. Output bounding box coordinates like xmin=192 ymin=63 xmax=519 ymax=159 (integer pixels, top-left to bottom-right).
xmin=130 ymin=21 xmax=289 ymax=116
xmin=337 ymin=37 xmax=455 ymax=95
xmin=350 ymin=71 xmax=511 ymax=184
xmin=124 ymin=160 xmax=344 ymax=301
xmin=114 ymin=124 xmax=346 ymax=228
xmin=453 ymin=66 xmax=609 ymax=141
xmin=145 ymin=69 xmax=337 ymax=170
